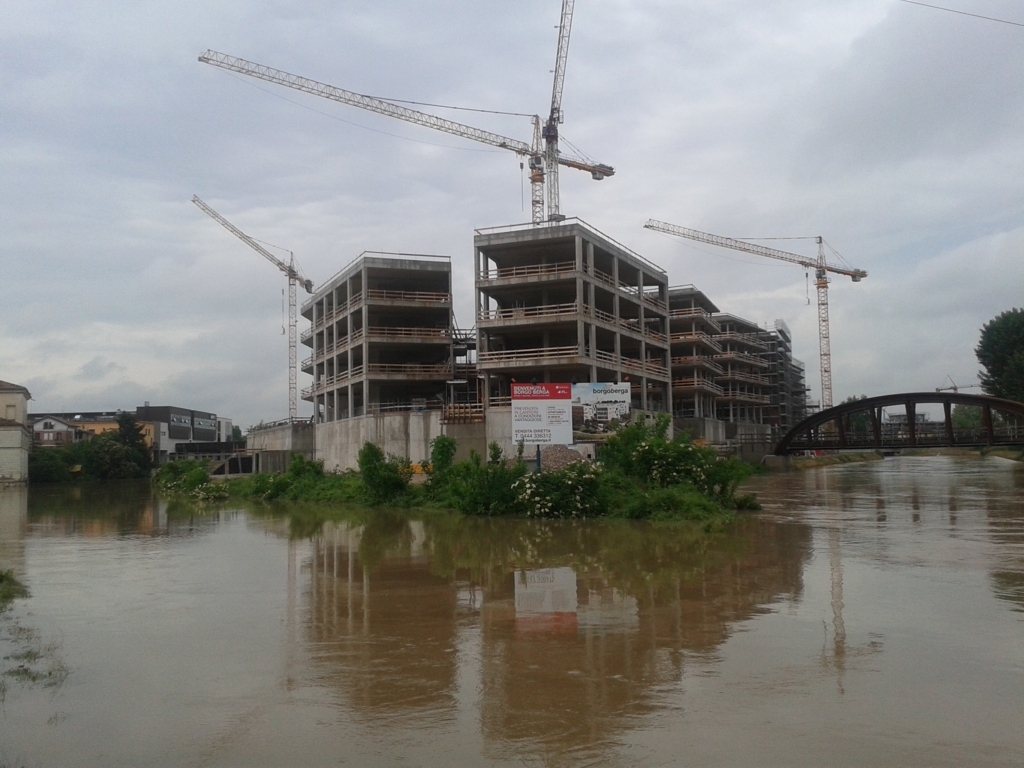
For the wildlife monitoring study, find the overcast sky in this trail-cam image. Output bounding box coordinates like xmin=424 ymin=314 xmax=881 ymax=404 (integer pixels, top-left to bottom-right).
xmin=2 ymin=0 xmax=1022 ymax=428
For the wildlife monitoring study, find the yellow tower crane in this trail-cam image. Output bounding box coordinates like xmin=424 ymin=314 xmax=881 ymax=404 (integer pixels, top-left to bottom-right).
xmin=644 ymin=219 xmax=867 ymax=411
xmin=198 ymin=1 xmax=612 ymax=225
xmin=192 ymin=195 xmax=313 ymax=421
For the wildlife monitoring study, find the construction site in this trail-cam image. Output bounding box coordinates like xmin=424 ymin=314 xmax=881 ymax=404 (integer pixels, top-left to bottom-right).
xmin=196 ymin=2 xmax=865 ymax=470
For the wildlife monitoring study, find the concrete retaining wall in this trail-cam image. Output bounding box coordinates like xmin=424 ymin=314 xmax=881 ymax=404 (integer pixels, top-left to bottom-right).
xmin=316 ymin=411 xmax=443 ymax=472
xmin=248 ymin=423 xmax=315 ymax=456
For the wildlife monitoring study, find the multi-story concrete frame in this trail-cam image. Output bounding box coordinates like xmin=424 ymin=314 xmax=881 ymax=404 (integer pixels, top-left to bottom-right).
xmin=668 ymin=286 xmax=723 ymax=419
xmin=713 ymin=314 xmax=771 ymax=423
xmin=301 ymin=253 xmax=454 ymax=423
xmin=759 ymin=319 xmax=807 ymax=433
xmin=475 ymin=220 xmax=671 ymax=413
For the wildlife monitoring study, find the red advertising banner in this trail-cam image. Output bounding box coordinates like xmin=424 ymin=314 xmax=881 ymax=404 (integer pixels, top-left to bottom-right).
xmin=511 ymin=382 xmax=572 ymax=400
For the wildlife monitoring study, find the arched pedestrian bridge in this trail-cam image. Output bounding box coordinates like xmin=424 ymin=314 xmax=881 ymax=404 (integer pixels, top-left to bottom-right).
xmin=775 ymin=392 xmax=1024 ymax=455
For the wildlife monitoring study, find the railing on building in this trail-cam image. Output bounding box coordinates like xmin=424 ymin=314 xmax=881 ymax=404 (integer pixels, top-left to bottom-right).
xmin=715 ymin=351 xmax=770 ymax=368
xmin=716 ymin=371 xmax=770 ymax=386
xmin=672 ymin=376 xmax=725 ymax=395
xmin=480 ymin=261 xmax=576 ymax=281
xmin=478 ymin=345 xmax=580 ymax=365
xmin=478 ymin=302 xmax=579 ymax=322
xmin=668 ymin=306 xmax=722 ymax=332
xmin=670 ymin=331 xmax=723 ymax=353
xmin=718 ymin=331 xmax=770 ymax=350
xmin=671 ymin=356 xmax=725 ymax=375
xmin=364 ymin=326 xmax=452 ymax=340
xmin=365 ymin=289 xmax=450 ymax=304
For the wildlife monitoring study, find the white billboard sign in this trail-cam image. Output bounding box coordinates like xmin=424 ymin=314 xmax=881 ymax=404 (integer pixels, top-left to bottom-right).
xmin=511 ymin=382 xmax=573 ymax=445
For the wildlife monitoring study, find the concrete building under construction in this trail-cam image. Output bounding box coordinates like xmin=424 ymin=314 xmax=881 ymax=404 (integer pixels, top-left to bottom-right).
xmin=289 ymin=224 xmax=806 ymax=470
xmin=475 ymin=219 xmax=672 ymax=414
xmin=300 ymin=252 xmax=484 ymax=469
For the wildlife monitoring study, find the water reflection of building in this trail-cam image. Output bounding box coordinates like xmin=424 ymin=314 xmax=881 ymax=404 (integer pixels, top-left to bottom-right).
xmin=300 ymin=516 xmax=812 ymax=760
xmin=302 ymin=522 xmax=461 ymax=721
xmin=0 ymin=486 xmax=28 ymax=577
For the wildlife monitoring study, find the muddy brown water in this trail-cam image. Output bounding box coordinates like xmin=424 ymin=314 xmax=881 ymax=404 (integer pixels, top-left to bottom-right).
xmin=1 ymin=455 xmax=1022 ymax=767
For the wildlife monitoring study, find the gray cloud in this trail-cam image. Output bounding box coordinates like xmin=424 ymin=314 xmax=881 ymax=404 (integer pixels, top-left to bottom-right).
xmin=2 ymin=0 xmax=1022 ymax=427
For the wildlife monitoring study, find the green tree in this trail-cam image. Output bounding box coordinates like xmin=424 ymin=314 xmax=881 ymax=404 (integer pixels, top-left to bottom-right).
xmin=106 ymin=411 xmax=152 ymax=474
xmin=841 ymin=395 xmax=871 ymax=435
xmin=231 ymin=425 xmax=243 ymax=442
xmin=951 ymin=404 xmax=983 ymax=434
xmin=976 ymin=308 xmax=1024 ymax=402
xmin=82 ymin=434 xmax=148 ymax=480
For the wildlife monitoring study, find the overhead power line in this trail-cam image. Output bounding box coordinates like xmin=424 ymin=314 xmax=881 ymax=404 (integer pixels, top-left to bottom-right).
xmin=898 ymin=0 xmax=1024 ymax=28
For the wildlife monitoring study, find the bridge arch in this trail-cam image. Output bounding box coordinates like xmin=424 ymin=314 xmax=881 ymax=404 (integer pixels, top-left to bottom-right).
xmin=775 ymin=392 xmax=1024 ymax=455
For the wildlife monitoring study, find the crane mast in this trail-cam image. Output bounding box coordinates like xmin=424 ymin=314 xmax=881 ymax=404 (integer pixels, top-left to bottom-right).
xmin=543 ymin=0 xmax=575 ymax=220
xmin=199 ymin=6 xmax=610 ymax=225
xmin=192 ymin=195 xmax=313 ymax=421
xmin=644 ymin=218 xmax=867 ymax=411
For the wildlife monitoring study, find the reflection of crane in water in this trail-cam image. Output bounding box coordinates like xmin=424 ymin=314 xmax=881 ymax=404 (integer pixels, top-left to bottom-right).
xmin=824 ymin=526 xmax=847 ymax=693
xmin=817 ymin=474 xmax=883 ymax=694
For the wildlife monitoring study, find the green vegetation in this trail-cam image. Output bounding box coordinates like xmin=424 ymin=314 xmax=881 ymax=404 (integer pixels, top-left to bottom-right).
xmin=153 ymin=459 xmax=227 ymax=501
xmin=28 ymin=412 xmax=152 ymax=483
xmin=0 ymin=570 xmax=29 ymax=607
xmin=156 ymin=418 xmax=758 ymax=522
xmin=951 ymin=403 xmax=984 ymax=432
xmin=790 ymin=452 xmax=884 ymax=469
xmin=976 ymin=308 xmax=1024 ymax=403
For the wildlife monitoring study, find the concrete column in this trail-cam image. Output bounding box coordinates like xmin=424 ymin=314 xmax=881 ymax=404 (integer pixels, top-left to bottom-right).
xmin=474 ymin=247 xmax=482 ymax=325
xmin=906 ymin=401 xmax=917 ymax=447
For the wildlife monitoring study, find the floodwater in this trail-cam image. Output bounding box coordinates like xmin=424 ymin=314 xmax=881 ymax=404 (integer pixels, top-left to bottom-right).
xmin=1 ymin=455 xmax=1022 ymax=767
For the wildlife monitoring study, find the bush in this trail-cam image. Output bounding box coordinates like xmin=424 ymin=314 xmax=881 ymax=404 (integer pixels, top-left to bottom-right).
xmin=357 ymin=443 xmax=411 ymax=504
xmin=513 ymin=461 xmax=606 ymax=518
xmin=153 ymin=459 xmax=228 ymax=501
xmin=28 ymin=449 xmax=73 ymax=483
xmin=438 ymin=448 xmax=528 ymax=515
xmin=599 ymin=416 xmax=755 ymax=506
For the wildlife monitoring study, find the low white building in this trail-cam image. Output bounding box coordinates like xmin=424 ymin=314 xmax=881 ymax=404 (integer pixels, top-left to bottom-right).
xmin=32 ymin=416 xmax=88 ymax=448
xmin=0 ymin=380 xmax=32 ymax=484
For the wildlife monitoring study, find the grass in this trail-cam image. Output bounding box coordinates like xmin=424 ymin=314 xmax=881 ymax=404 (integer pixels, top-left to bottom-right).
xmin=790 ymin=452 xmax=884 ymax=469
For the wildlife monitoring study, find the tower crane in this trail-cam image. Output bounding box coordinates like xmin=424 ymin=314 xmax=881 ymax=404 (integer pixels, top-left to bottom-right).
xmin=644 ymin=219 xmax=867 ymax=411
xmin=192 ymin=195 xmax=314 ymax=421
xmin=198 ymin=2 xmax=612 ymax=225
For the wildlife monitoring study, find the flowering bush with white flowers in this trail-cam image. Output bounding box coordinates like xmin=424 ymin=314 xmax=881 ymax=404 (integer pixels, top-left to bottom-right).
xmin=513 ymin=461 xmax=606 ymax=519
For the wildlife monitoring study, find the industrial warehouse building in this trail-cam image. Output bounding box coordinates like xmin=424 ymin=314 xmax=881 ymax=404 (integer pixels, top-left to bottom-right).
xmin=281 ymin=219 xmax=808 ymax=471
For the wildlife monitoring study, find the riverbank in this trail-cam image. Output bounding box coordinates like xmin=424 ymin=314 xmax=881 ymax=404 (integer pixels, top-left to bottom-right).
xmin=762 ymin=452 xmax=884 ymax=471
xmin=156 ymin=421 xmax=760 ymax=522
xmin=901 ymin=446 xmax=1024 ymax=461
xmin=764 ymin=445 xmax=1024 ymax=471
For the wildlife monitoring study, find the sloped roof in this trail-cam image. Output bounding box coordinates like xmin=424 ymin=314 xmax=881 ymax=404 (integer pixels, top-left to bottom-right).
xmin=32 ymin=415 xmax=79 ymax=429
xmin=0 ymin=380 xmax=31 ymax=397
